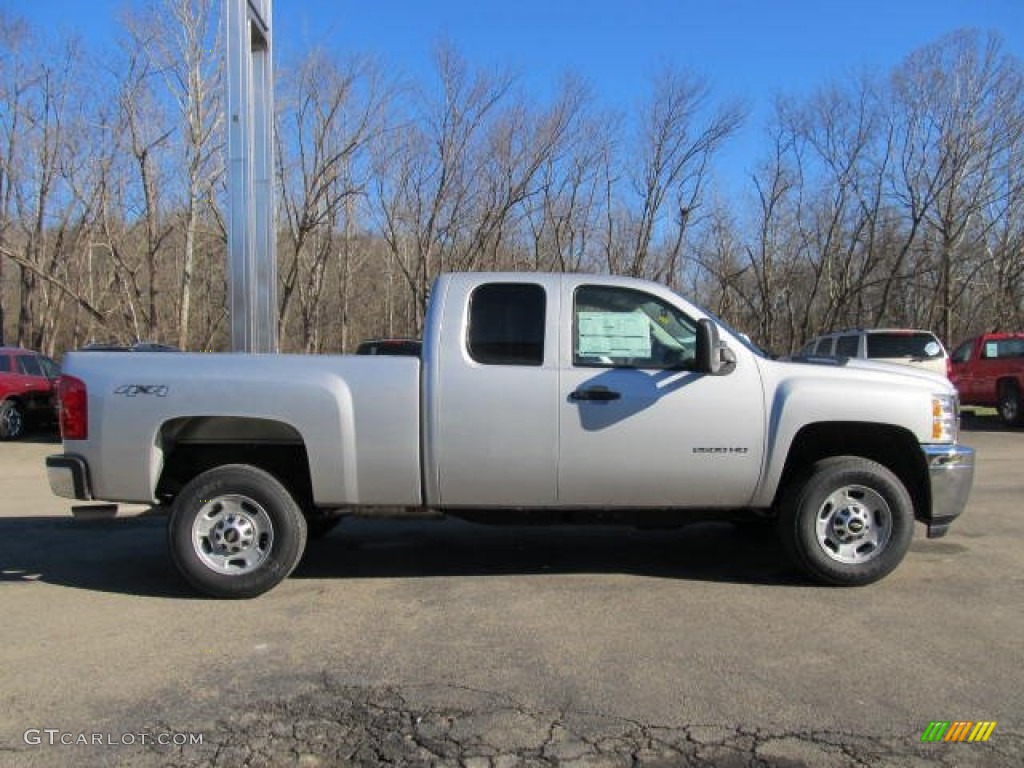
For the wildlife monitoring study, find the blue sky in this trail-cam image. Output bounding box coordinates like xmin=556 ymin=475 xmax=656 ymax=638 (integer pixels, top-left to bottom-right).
xmin=9 ymin=0 xmax=1024 ymax=186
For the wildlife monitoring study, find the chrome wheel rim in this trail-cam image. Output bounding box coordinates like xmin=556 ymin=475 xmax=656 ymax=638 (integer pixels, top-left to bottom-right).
xmin=2 ymin=405 xmax=23 ymax=436
xmin=814 ymin=484 xmax=891 ymax=564
xmin=191 ymin=495 xmax=274 ymax=575
xmin=1000 ymin=392 xmax=1018 ymax=422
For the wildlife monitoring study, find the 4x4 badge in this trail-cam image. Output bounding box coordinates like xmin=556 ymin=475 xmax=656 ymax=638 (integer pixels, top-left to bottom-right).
xmin=113 ymin=384 xmax=169 ymax=397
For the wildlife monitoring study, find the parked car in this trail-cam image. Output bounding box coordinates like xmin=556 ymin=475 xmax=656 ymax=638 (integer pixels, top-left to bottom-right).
xmin=949 ymin=332 xmax=1024 ymax=426
xmin=798 ymin=329 xmax=949 ymax=376
xmin=0 ymin=347 xmax=60 ymax=440
xmin=79 ymin=341 xmax=180 ymax=352
xmin=355 ymin=338 xmax=421 ymax=356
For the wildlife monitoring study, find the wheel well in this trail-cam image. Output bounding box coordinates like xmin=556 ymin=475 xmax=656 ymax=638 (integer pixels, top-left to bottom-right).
xmin=997 ymin=377 xmax=1018 ymax=393
xmin=777 ymin=422 xmax=929 ymax=519
xmin=156 ymin=417 xmax=313 ymax=507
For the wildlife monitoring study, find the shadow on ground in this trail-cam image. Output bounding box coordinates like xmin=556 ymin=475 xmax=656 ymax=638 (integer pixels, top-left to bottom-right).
xmin=960 ymin=409 xmax=1019 ymax=434
xmin=6 ymin=428 xmax=61 ymax=445
xmin=0 ymin=513 xmax=800 ymax=598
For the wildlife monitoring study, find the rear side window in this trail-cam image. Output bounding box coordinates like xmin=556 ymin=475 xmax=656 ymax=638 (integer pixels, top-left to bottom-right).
xmin=835 ymin=335 xmax=859 ymax=357
xmin=16 ymin=355 xmax=43 ymax=376
xmin=467 ymin=283 xmax=546 ymax=366
xmin=0 ymin=355 xmax=10 ymax=373
xmin=867 ymin=333 xmax=943 ymax=359
xmin=812 ymin=337 xmax=833 ymax=355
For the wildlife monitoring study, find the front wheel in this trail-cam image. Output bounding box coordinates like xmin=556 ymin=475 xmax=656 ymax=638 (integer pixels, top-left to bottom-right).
xmin=168 ymin=464 xmax=307 ymax=598
xmin=777 ymin=457 xmax=914 ymax=586
xmin=997 ymin=382 xmax=1023 ymax=427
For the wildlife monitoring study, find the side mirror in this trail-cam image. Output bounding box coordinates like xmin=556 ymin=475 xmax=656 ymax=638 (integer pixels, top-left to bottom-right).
xmin=696 ymin=318 xmax=736 ymax=375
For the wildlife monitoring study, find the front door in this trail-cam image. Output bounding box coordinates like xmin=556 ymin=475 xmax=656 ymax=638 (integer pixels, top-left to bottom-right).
xmin=557 ymin=282 xmax=765 ymax=508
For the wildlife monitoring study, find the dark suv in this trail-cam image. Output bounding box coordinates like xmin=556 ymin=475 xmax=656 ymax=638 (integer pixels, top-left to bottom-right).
xmin=355 ymin=338 xmax=421 ymax=356
xmin=0 ymin=347 xmax=60 ymax=440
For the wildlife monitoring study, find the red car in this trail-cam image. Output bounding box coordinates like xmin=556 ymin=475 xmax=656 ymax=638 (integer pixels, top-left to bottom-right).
xmin=949 ymin=333 xmax=1024 ymax=426
xmin=0 ymin=347 xmax=60 ymax=439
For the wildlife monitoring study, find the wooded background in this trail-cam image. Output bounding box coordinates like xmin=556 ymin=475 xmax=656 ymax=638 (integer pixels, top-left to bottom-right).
xmin=1 ymin=1 xmax=1022 ymax=358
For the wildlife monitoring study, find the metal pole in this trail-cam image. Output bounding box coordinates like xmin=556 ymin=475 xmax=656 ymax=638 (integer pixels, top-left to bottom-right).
xmin=226 ymin=0 xmax=277 ymax=353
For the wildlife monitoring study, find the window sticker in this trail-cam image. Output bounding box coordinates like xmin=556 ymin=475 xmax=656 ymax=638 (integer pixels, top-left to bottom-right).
xmin=578 ymin=312 xmax=652 ymax=357
xmin=985 ymin=341 xmax=999 ymax=358
xmin=924 ymin=341 xmax=941 ymax=357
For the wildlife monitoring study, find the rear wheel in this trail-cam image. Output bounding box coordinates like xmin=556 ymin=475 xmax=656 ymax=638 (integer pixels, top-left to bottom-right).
xmin=168 ymin=464 xmax=307 ymax=598
xmin=778 ymin=457 xmax=914 ymax=586
xmin=997 ymin=381 xmax=1023 ymax=427
xmin=0 ymin=400 xmax=25 ymax=440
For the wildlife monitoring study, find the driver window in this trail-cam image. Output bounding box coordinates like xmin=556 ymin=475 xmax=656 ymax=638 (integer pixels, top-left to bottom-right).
xmin=573 ymin=285 xmax=697 ymax=369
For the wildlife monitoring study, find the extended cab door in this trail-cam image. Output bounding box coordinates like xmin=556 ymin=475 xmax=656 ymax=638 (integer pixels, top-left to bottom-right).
xmin=557 ymin=278 xmax=765 ymax=507
xmin=425 ymin=276 xmax=561 ymax=507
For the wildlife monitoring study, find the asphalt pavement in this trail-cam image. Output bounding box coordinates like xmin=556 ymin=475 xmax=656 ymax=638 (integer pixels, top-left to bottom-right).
xmin=0 ymin=415 xmax=1020 ymax=767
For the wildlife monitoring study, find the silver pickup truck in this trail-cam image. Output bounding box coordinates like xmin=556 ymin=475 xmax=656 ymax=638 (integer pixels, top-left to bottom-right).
xmin=46 ymin=272 xmax=974 ymax=597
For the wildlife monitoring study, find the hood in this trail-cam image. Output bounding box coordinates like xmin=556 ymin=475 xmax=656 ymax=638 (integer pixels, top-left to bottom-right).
xmin=775 ymin=355 xmax=955 ymax=393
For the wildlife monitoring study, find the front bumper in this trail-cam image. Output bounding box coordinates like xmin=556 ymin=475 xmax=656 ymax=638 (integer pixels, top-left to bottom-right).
xmin=921 ymin=443 xmax=975 ymax=538
xmin=46 ymin=454 xmax=93 ymax=500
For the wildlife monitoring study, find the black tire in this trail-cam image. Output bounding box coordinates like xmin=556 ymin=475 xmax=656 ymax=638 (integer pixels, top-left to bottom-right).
xmin=997 ymin=381 xmax=1023 ymax=427
xmin=0 ymin=400 xmax=26 ymax=440
xmin=168 ymin=464 xmax=307 ymax=598
xmin=304 ymin=508 xmax=345 ymax=540
xmin=777 ymin=457 xmax=914 ymax=586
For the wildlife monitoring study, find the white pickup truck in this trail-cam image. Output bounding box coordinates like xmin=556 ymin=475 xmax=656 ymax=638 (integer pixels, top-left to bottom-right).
xmin=46 ymin=273 xmax=974 ymax=597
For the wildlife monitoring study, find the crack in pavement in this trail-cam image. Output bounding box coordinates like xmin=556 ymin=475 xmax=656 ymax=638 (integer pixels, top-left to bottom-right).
xmin=126 ymin=681 xmax=1023 ymax=767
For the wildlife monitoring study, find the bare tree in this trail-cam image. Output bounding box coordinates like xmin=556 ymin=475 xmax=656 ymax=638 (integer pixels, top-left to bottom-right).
xmin=523 ymin=99 xmax=612 ymax=273
xmin=1 ymin=29 xmax=94 ymax=350
xmin=146 ymin=0 xmax=224 ymax=349
xmin=742 ymin=117 xmax=801 ymax=351
xmin=888 ymin=30 xmax=1024 ymax=343
xmin=625 ymin=67 xmax=744 ymax=281
xmin=371 ymin=44 xmax=516 ymax=332
xmin=276 ymin=50 xmax=386 ymax=350
xmin=104 ymin=17 xmax=177 ymax=341
xmin=0 ymin=12 xmax=32 ymax=344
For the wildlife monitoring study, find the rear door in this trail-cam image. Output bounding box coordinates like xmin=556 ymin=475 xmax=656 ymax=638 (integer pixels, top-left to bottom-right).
xmin=429 ymin=278 xmax=561 ymax=507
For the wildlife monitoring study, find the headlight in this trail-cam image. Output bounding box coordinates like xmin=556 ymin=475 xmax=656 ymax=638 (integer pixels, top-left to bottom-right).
xmin=931 ymin=394 xmax=959 ymax=442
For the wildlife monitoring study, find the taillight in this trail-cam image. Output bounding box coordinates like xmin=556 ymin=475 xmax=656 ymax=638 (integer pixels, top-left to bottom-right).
xmin=58 ymin=375 xmax=88 ymax=440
